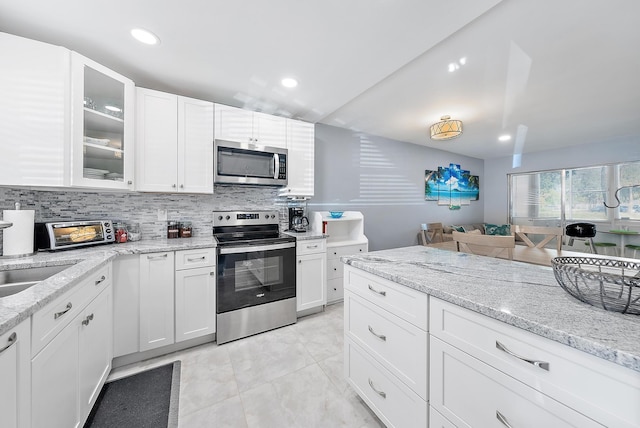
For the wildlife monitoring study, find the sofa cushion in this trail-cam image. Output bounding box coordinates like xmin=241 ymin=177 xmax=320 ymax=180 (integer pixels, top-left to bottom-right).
xmin=484 ymin=223 xmax=511 ymax=236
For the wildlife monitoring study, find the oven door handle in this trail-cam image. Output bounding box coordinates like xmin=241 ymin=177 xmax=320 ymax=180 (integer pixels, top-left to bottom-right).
xmin=219 ymin=241 xmax=295 ymax=255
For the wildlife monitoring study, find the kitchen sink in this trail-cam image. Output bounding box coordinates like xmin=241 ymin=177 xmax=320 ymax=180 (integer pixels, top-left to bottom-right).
xmin=0 ymin=264 xmax=71 ymax=298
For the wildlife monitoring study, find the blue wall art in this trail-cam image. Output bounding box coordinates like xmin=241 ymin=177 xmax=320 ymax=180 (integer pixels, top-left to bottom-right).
xmin=425 ymin=163 xmax=479 ymax=210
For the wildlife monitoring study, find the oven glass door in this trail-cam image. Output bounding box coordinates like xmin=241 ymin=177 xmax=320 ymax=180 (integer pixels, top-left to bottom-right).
xmin=217 ymin=243 xmax=295 ymax=313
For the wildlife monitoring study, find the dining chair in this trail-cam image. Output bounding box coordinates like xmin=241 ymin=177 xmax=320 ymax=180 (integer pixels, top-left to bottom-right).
xmin=452 ymin=230 xmax=515 ymax=260
xmin=513 ymin=225 xmax=563 ymax=253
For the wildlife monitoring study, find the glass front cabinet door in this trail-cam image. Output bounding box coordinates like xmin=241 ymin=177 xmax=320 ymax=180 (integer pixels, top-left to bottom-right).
xmin=71 ymin=52 xmax=134 ymax=189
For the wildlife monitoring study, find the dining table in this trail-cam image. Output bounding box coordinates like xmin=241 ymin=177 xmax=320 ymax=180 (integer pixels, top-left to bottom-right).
xmin=602 ymin=229 xmax=639 ymax=257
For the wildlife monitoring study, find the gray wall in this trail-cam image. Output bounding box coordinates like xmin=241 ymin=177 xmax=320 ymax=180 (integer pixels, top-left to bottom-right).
xmin=483 ymin=139 xmax=640 ymax=224
xmin=312 ymin=124 xmax=484 ymax=251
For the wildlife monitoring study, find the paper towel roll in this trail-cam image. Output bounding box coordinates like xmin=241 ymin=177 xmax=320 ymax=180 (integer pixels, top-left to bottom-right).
xmin=2 ymin=209 xmax=35 ymax=256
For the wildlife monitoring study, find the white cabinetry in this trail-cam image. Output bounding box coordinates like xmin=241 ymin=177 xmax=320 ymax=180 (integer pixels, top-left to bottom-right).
xmin=344 ymin=265 xmax=428 ymax=428
xmin=31 ymin=264 xmax=113 ymax=428
xmin=280 ymin=119 xmax=315 ymax=198
xmin=430 ymin=297 xmax=640 ymax=428
xmin=175 ymin=248 xmax=216 ymax=342
xmin=214 ymin=103 xmax=287 ymax=148
xmin=296 ymin=239 xmax=327 ymax=313
xmin=0 ymin=32 xmax=70 ymax=187
xmin=0 ymin=319 xmax=30 ymax=428
xmin=136 ymin=88 xmax=213 ymax=193
xmin=112 ymin=254 xmax=140 ymax=357
xmin=139 ymin=252 xmax=175 ymax=351
xmin=312 ymin=211 xmax=368 ymax=303
xmin=71 ymin=52 xmax=135 ymax=189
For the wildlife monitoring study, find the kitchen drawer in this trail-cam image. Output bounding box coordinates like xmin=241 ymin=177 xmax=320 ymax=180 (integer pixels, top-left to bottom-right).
xmin=327 ymin=258 xmax=344 ymax=280
xmin=345 ymin=337 xmax=427 ymax=428
xmin=327 ymin=277 xmax=343 ymax=303
xmin=345 ymin=266 xmax=428 ymax=331
xmin=430 ymin=336 xmax=603 ymax=428
xmin=175 ymin=248 xmax=216 ymax=270
xmin=345 ymin=290 xmax=428 ymax=400
xmin=32 ymin=264 xmax=111 ymax=356
xmin=296 ymin=239 xmax=326 ymax=255
xmin=327 ymin=243 xmax=367 ymax=260
xmin=430 ymin=297 xmax=640 ymax=428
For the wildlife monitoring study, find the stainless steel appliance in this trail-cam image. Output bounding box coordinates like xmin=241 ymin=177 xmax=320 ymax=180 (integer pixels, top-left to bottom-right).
xmin=214 ymin=140 xmax=288 ymax=186
xmin=213 ymin=210 xmax=296 ymax=344
xmin=35 ymin=220 xmax=115 ymax=251
xmin=288 ymin=207 xmax=309 ymax=233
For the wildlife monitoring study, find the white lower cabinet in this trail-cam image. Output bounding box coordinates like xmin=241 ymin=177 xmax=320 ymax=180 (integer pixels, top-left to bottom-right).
xmin=139 ymin=252 xmax=175 ymax=352
xmin=31 ymin=265 xmax=113 ymax=428
xmin=0 ymin=319 xmax=30 ymax=428
xmin=175 ymin=248 xmax=217 ymax=342
xmin=430 ymin=336 xmax=602 ymax=427
xmin=112 ymin=254 xmax=140 ymax=357
xmin=296 ymin=239 xmax=326 ymax=313
xmin=327 ymin=242 xmax=367 ymax=303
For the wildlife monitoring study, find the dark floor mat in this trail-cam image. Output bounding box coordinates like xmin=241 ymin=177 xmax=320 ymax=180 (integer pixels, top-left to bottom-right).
xmin=84 ymin=361 xmax=181 ymax=428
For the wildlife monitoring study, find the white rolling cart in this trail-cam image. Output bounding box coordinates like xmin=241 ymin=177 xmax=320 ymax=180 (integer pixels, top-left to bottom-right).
xmin=311 ymin=211 xmax=368 ymax=303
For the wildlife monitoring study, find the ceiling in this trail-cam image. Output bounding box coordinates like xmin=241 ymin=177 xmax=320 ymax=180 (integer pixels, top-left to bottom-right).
xmin=1 ymin=0 xmax=639 ymax=160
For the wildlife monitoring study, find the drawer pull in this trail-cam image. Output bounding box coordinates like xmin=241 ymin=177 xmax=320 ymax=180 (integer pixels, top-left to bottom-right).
xmin=187 ymin=256 xmax=206 ymax=262
xmin=0 ymin=332 xmax=17 ymax=355
xmin=94 ymin=275 xmax=106 ymax=286
xmin=496 ymin=411 xmax=514 ymax=428
xmin=368 ymin=378 xmax=386 ymax=399
xmin=82 ymin=313 xmax=94 ymax=326
xmin=496 ymin=341 xmax=549 ymax=371
xmin=368 ymin=284 xmax=386 ymax=296
xmin=306 ymin=244 xmax=319 ymax=249
xmin=147 ymin=253 xmax=168 ymax=260
xmin=368 ymin=325 xmax=387 ymax=341
xmin=54 ymin=302 xmax=73 ymax=320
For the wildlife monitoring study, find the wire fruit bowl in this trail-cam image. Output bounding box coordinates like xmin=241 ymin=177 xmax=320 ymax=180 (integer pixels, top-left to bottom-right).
xmin=551 ymin=257 xmax=640 ymax=315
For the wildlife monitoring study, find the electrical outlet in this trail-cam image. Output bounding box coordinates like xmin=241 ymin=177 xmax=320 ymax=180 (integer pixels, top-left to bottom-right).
xmin=157 ymin=209 xmax=168 ymax=221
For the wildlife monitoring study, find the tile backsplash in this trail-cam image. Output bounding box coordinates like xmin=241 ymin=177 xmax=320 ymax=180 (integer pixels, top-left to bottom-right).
xmin=0 ymin=185 xmax=292 ymax=254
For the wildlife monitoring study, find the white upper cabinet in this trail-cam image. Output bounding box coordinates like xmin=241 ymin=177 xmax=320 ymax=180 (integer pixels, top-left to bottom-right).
xmin=215 ymin=104 xmax=286 ymax=148
xmin=71 ymin=52 xmax=135 ymax=190
xmin=136 ymin=88 xmax=213 ymax=193
xmin=281 ymin=119 xmax=315 ymax=197
xmin=0 ymin=33 xmax=70 ymax=187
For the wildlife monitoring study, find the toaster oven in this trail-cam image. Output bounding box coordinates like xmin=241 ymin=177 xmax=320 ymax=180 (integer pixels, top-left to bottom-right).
xmin=35 ymin=220 xmax=115 ymax=251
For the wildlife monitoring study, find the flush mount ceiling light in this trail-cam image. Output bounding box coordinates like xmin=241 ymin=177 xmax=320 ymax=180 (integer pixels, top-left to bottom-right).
xmin=281 ymin=77 xmax=298 ymax=88
xmin=131 ymin=28 xmax=160 ymax=45
xmin=430 ymin=115 xmax=463 ymax=140
xmin=498 ymin=134 xmax=511 ymax=142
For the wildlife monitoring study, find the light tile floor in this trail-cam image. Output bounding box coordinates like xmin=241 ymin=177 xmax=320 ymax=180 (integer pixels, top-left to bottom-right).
xmin=109 ymin=303 xmax=385 ymax=428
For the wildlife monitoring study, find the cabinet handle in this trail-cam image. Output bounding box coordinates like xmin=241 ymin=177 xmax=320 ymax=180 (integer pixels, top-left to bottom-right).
xmin=127 ymin=180 xmax=133 ymax=185
xmin=298 ymin=259 xmax=302 ymax=264
xmin=0 ymin=332 xmax=17 ymax=355
xmin=54 ymin=302 xmax=73 ymax=320
xmin=172 ymin=184 xmax=177 ymax=188
xmin=210 ymin=271 xmax=215 ymax=276
xmin=94 ymin=275 xmax=106 ymax=286
xmin=495 ymin=341 xmax=549 ymax=371
xmin=82 ymin=313 xmax=94 ymax=326
xmin=147 ymin=253 xmax=169 ymax=260
xmin=368 ymin=325 xmax=386 ymax=341
xmin=368 ymin=284 xmax=386 ymax=296
xmin=180 ymin=184 xmax=184 ymax=189
xmin=496 ymin=411 xmax=514 ymax=428
xmin=306 ymin=244 xmax=318 ymax=249
xmin=187 ymin=256 xmax=206 ymax=262
xmin=368 ymin=378 xmax=386 ymax=399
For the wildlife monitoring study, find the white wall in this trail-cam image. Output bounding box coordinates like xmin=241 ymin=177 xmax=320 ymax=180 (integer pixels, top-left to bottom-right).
xmin=483 ymin=139 xmax=640 ymax=224
xmin=313 ymin=124 xmax=484 ymax=251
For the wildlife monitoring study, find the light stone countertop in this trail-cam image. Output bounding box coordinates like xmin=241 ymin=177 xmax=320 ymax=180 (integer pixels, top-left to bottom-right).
xmin=341 ymin=245 xmax=640 ymax=372
xmin=283 ymin=230 xmax=328 ymax=241
xmin=0 ymin=237 xmax=219 ymax=336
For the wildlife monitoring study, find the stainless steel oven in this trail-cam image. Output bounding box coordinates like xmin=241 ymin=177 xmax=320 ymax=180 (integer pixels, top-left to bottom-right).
xmin=214 ymin=210 xmax=296 ymax=344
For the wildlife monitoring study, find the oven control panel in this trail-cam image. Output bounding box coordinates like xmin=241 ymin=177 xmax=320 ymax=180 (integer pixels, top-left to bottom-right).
xmin=213 ymin=211 xmax=279 ymax=227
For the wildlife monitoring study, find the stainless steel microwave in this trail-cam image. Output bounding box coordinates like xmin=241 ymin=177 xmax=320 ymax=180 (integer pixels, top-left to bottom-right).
xmin=214 ymin=140 xmax=288 ymax=186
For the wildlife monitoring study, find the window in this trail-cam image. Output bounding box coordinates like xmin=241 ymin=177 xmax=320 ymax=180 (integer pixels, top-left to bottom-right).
xmin=509 ymin=161 xmax=640 ymax=224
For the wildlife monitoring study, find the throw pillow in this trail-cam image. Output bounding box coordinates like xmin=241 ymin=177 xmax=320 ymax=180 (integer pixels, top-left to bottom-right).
xmin=450 ymin=225 xmax=465 ymax=233
xmin=484 ymin=223 xmax=511 ymax=236
xmin=467 ymin=229 xmax=482 ymax=235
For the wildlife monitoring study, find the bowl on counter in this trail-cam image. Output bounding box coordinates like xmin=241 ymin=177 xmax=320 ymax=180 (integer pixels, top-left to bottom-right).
xmin=329 ymin=211 xmax=344 ymax=218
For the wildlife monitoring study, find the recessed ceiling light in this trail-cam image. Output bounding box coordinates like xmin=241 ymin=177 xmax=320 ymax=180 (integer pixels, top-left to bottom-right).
xmin=459 ymin=57 xmax=467 ymax=65
xmin=281 ymin=77 xmax=298 ymax=88
xmin=499 ymin=135 xmax=511 ymax=142
xmin=131 ymin=28 xmax=160 ymax=45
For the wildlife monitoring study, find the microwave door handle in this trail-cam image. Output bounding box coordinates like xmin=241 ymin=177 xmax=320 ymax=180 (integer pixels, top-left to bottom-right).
xmin=273 ymin=154 xmax=279 ymax=179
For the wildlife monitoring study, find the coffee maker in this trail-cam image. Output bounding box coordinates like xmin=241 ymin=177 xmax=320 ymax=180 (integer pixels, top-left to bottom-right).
xmin=288 ymin=207 xmax=309 ymax=232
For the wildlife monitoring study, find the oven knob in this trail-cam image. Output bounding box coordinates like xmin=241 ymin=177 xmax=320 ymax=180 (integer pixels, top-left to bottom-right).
xmin=218 ymin=216 xmax=223 ymax=220
xmin=225 ymin=215 xmax=231 ymax=220
xmin=105 ymin=228 xmax=112 ymax=233
xmin=106 ymin=234 xmax=112 ymax=239
xmin=271 ymin=214 xmax=276 ymax=219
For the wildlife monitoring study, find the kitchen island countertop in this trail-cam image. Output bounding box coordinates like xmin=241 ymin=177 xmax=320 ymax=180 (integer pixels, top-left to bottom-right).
xmin=341 ymin=245 xmax=640 ymax=372
xmin=0 ymin=237 xmax=219 ymax=336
